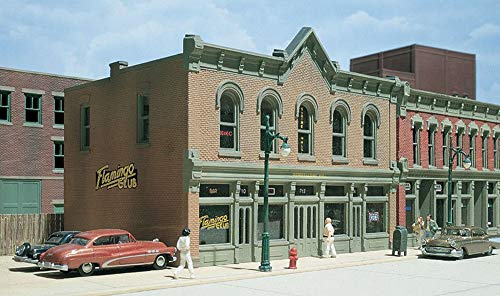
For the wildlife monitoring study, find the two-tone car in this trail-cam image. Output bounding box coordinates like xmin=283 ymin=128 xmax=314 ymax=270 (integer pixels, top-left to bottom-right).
xmin=13 ymin=231 xmax=80 ymax=265
xmin=422 ymin=226 xmax=493 ymax=259
xmin=37 ymin=229 xmax=176 ymax=276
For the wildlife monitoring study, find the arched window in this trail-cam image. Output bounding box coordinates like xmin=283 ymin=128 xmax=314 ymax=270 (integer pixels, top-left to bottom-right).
xmin=298 ymin=105 xmax=313 ymax=155
xmin=219 ymin=95 xmax=238 ymax=150
xmin=216 ymin=81 xmax=243 ymax=154
xmin=332 ymin=110 xmax=346 ymax=157
xmin=260 ymin=98 xmax=278 ymax=153
xmin=363 ymin=114 xmax=376 ymax=159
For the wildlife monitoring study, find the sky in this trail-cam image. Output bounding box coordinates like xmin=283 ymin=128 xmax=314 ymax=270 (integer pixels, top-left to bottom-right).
xmin=1 ymin=0 xmax=499 ymax=104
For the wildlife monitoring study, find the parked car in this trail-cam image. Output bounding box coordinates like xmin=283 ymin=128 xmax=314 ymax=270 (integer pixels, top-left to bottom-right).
xmin=37 ymin=229 xmax=177 ymax=276
xmin=13 ymin=231 xmax=80 ymax=264
xmin=422 ymin=226 xmax=493 ymax=259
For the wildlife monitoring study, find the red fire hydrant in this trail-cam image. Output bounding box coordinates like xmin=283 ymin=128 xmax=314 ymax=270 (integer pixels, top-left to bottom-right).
xmin=288 ymin=247 xmax=298 ymax=269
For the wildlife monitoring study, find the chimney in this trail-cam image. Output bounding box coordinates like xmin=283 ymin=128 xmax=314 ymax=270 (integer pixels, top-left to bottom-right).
xmin=109 ymin=61 xmax=128 ymax=77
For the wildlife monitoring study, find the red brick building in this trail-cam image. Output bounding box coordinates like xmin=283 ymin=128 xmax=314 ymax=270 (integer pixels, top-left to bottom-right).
xmin=351 ymin=44 xmax=476 ymax=99
xmin=395 ymin=89 xmax=500 ymax=245
xmin=0 ymin=67 xmax=90 ymax=214
xmin=65 ymin=28 xmax=404 ymax=266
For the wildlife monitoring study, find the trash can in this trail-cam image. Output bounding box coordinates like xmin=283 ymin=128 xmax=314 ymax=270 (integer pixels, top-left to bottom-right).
xmin=392 ymin=225 xmax=408 ymax=256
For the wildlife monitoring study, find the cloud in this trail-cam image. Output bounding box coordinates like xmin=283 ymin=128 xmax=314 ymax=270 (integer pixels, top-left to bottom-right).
xmin=469 ymin=23 xmax=500 ymax=40
xmin=342 ymin=10 xmax=419 ymax=31
xmin=478 ymin=82 xmax=500 ymax=104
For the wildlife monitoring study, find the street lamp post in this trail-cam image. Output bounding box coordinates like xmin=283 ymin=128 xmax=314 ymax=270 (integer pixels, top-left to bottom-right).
xmin=447 ymin=134 xmax=472 ymax=226
xmin=259 ymin=115 xmax=290 ymax=272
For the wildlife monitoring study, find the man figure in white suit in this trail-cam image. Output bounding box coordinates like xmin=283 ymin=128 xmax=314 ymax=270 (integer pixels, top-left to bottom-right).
xmin=323 ymin=217 xmax=337 ymax=258
xmin=173 ymin=228 xmax=195 ymax=279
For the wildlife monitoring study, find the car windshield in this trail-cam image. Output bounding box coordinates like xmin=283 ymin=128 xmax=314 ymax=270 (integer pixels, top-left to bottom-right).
xmin=443 ymin=228 xmax=470 ymax=237
xmin=70 ymin=237 xmax=89 ymax=246
xmin=44 ymin=233 xmax=65 ymax=244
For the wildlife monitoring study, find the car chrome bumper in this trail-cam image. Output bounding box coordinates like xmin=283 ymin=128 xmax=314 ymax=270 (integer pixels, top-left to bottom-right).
xmin=37 ymin=261 xmax=68 ymax=271
xmin=12 ymin=256 xmax=39 ymax=264
xmin=422 ymin=247 xmax=463 ymax=258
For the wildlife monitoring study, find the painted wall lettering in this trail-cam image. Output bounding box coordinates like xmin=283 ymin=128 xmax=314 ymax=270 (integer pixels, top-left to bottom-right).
xmin=95 ymin=163 xmax=138 ymax=190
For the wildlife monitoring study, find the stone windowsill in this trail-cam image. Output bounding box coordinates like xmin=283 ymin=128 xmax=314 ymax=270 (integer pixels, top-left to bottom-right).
xmin=218 ymin=149 xmax=241 ymax=158
xmin=332 ymin=156 xmax=349 ymax=164
xmin=0 ymin=121 xmax=13 ymax=126
xmin=53 ymin=169 xmax=64 ymax=174
xmin=298 ymin=154 xmax=316 ymax=162
xmin=23 ymin=122 xmax=43 ymax=128
xmin=259 ymin=151 xmax=280 ymax=160
xmin=136 ymin=142 xmax=150 ymax=149
xmin=53 ymin=124 xmax=64 ymax=130
xmin=363 ymin=158 xmax=379 ymax=166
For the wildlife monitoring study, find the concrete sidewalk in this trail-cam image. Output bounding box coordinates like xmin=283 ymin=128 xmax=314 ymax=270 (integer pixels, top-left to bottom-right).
xmin=1 ymin=249 xmax=420 ymax=296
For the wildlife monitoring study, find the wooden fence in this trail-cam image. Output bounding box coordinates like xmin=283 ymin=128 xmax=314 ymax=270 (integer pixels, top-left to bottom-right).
xmin=0 ymin=214 xmax=64 ymax=256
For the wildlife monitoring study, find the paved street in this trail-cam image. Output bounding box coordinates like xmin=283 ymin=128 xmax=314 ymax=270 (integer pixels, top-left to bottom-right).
xmin=129 ymin=251 xmax=500 ymax=296
xmin=2 ymin=249 xmax=499 ymax=296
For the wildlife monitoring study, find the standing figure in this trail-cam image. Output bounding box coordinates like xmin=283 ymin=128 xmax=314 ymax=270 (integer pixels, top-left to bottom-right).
xmin=322 ymin=217 xmax=337 ymax=258
xmin=173 ymin=228 xmax=195 ymax=279
xmin=412 ymin=216 xmax=425 ymax=249
xmin=426 ymin=215 xmax=439 ymax=238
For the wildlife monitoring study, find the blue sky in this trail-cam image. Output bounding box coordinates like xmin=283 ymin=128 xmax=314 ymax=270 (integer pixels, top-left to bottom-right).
xmin=1 ymin=0 xmax=499 ymax=104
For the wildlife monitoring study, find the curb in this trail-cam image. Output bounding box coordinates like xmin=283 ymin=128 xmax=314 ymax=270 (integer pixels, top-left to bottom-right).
xmin=86 ymin=254 xmax=418 ymax=296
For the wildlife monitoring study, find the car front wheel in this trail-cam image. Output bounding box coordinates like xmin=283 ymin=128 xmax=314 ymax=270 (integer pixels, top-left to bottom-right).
xmin=457 ymin=248 xmax=465 ymax=260
xmin=153 ymin=255 xmax=167 ymax=270
xmin=78 ymin=262 xmax=95 ymax=276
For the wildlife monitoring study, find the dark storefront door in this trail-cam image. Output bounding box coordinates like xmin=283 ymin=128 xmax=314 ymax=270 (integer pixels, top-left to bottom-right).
xmin=293 ymin=205 xmax=319 ymax=257
xmin=351 ymin=205 xmax=363 ymax=252
xmin=436 ymin=199 xmax=445 ymax=229
xmin=238 ymin=206 xmax=252 ymax=263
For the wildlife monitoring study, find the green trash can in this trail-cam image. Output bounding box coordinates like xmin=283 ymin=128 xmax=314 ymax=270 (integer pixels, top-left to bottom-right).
xmin=392 ymin=225 xmax=408 ymax=256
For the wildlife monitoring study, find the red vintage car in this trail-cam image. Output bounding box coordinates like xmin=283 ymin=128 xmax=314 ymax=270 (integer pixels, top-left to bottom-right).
xmin=37 ymin=229 xmax=176 ymax=276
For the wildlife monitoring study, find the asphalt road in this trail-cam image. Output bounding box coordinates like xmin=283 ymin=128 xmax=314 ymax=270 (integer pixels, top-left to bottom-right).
xmin=129 ymin=251 xmax=500 ymax=296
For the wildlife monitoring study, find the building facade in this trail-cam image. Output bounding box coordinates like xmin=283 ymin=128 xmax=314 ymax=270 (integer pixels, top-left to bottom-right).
xmin=350 ymin=44 xmax=476 ymax=99
xmin=65 ymin=28 xmax=405 ymax=266
xmin=395 ymin=89 xmax=500 ymax=247
xmin=0 ymin=67 xmax=90 ymax=214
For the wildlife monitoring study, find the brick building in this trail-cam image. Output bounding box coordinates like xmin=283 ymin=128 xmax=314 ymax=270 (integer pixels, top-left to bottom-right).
xmin=350 ymin=44 xmax=476 ymax=99
xmin=395 ymin=89 xmax=500 ymax=246
xmin=0 ymin=67 xmax=90 ymax=214
xmin=65 ymin=28 xmax=406 ymax=266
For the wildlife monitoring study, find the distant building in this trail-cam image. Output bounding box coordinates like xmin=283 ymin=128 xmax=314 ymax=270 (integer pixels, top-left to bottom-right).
xmin=350 ymin=44 xmax=476 ymax=99
xmin=0 ymin=67 xmax=90 ymax=214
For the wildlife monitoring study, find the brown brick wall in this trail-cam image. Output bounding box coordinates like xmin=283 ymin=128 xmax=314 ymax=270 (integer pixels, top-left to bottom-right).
xmin=64 ymin=56 xmax=190 ymax=246
xmin=188 ymin=51 xmax=396 ymax=169
xmin=0 ymin=68 xmax=88 ymax=213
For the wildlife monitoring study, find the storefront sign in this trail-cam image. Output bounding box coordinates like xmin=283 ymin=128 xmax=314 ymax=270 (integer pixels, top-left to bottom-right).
xmin=199 ymin=214 xmax=230 ymax=230
xmin=95 ymin=163 xmax=138 ymax=190
xmin=368 ymin=211 xmax=379 ymax=222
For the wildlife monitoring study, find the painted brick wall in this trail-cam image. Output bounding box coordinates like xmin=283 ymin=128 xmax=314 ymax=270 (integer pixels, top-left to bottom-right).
xmin=0 ymin=68 xmax=88 ymax=213
xmin=188 ymin=51 xmax=397 ymax=169
xmin=64 ymin=56 xmax=190 ymax=247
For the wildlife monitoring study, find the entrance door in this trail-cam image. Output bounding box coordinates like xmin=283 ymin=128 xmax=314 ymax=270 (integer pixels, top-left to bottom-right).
xmin=0 ymin=180 xmax=40 ymax=214
xmin=436 ymin=199 xmax=445 ymax=228
xmin=293 ymin=205 xmax=318 ymax=257
xmin=351 ymin=205 xmax=362 ymax=252
xmin=238 ymin=206 xmax=252 ymax=263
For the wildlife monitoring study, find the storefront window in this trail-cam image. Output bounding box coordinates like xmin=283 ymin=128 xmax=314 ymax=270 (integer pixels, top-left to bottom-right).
xmin=461 ymin=182 xmax=470 ymax=195
xmin=405 ymin=181 xmax=414 ymax=195
xmin=367 ymin=186 xmax=384 ymax=196
xmin=488 ymin=182 xmax=495 ymax=195
xmin=239 ymin=185 xmax=250 ymax=197
xmin=199 ymin=205 xmax=230 ymax=245
xmin=258 ymin=205 xmax=284 ymax=240
xmin=366 ymin=203 xmax=386 ymax=233
xmin=405 ymin=199 xmax=415 ymax=233
xmin=324 ymin=203 xmax=346 ymax=235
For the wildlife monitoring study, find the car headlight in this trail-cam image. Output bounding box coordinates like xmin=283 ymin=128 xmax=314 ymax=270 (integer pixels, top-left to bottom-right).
xmin=15 ymin=245 xmax=26 ymax=256
xmin=447 ymin=238 xmax=457 ymax=248
xmin=32 ymin=253 xmax=39 ymax=259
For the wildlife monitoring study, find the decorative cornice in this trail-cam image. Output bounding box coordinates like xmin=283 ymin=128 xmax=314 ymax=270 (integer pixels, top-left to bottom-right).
xmin=256 ymin=87 xmax=283 ymax=117
xmin=441 ymin=118 xmax=453 ymax=132
xmin=411 ymin=113 xmax=424 ymax=129
xmin=468 ymin=121 xmax=479 ymax=135
xmin=426 ymin=116 xmax=438 ymax=130
xmin=403 ymin=89 xmax=500 ymax=123
xmin=455 ymin=120 xmax=466 ymax=133
xmin=183 ymin=28 xmax=403 ymax=101
xmin=480 ymin=123 xmax=491 ymax=136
